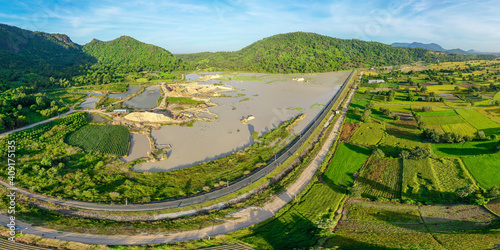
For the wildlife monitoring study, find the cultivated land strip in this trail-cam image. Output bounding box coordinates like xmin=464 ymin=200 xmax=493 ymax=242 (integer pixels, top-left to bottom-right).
xmin=0 ymin=72 xmax=361 ymax=245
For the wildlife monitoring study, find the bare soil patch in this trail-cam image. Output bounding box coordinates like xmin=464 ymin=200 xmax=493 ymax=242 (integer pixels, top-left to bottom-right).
xmin=339 ymin=123 xmax=361 ymax=142
xmin=486 ymin=198 xmax=500 ymax=216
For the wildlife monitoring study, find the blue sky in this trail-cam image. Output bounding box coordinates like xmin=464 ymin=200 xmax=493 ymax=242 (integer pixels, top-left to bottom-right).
xmin=1 ymin=0 xmax=499 ymax=53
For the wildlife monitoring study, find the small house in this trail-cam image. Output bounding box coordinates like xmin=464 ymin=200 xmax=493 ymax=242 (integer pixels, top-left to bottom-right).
xmin=368 ymin=80 xmax=385 ymax=84
xmin=113 ymin=109 xmax=129 ymax=113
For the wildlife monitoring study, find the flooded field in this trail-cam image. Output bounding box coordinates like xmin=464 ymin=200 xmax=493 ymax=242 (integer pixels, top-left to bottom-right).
xmin=124 ymin=86 xmax=161 ymax=109
xmin=79 ymin=96 xmax=101 ymax=109
xmin=134 ymin=71 xmax=350 ymax=172
xmin=121 ymin=133 xmax=149 ymax=163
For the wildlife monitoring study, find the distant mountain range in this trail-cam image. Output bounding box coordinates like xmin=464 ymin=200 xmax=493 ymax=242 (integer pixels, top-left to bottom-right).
xmin=0 ymin=23 xmax=495 ymax=82
xmin=391 ymin=42 xmax=500 ymax=56
xmin=178 ymin=32 xmax=472 ymax=73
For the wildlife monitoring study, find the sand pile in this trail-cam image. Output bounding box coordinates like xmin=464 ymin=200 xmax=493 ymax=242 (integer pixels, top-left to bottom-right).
xmin=200 ymin=74 xmax=222 ymax=80
xmin=124 ymin=112 xmax=174 ymax=123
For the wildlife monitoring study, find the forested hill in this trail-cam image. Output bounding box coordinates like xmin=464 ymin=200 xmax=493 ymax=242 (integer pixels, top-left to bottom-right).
xmin=178 ymin=32 xmax=470 ymax=73
xmin=0 ymin=23 xmax=95 ymax=82
xmin=82 ymin=36 xmax=187 ymax=72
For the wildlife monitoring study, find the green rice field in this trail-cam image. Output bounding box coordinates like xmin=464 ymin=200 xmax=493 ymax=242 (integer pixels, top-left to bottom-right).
xmin=323 ymin=143 xmax=371 ymax=187
xmin=461 ymin=153 xmax=500 ymax=189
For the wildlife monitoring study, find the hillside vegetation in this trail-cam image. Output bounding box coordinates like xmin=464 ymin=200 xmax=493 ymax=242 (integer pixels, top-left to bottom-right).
xmin=0 ymin=24 xmax=95 ymax=88
xmin=82 ymin=36 xmax=187 ymax=73
xmin=179 ymin=32 xmax=470 ymax=73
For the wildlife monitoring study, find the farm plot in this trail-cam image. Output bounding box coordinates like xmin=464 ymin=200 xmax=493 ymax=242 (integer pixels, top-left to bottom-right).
xmin=377 ymin=135 xmax=431 ymax=157
xmin=477 ymin=106 xmax=500 ymax=123
xmin=445 ymin=101 xmax=470 ymax=109
xmin=461 ymin=153 xmax=500 ymax=189
xmin=239 ymin=183 xmax=346 ymax=250
xmin=349 ymin=122 xmax=385 ymax=146
xmin=357 ymin=158 xmax=402 ymax=199
xmin=429 ymin=158 xmax=476 ymax=194
xmin=349 ymin=92 xmax=373 ymax=110
xmin=338 ymin=123 xmax=361 ymax=142
xmin=66 ymin=124 xmax=130 ymax=156
xmin=416 ymin=110 xmax=457 ymax=117
xmin=455 ymin=109 xmax=500 ymax=133
xmin=421 ymin=115 xmax=465 ymax=126
xmin=486 ymin=198 xmax=500 ymax=216
xmin=323 ymin=143 xmax=371 ymax=187
xmin=328 ymin=200 xmax=442 ymax=250
xmin=427 ymin=84 xmax=465 ymax=94
xmin=432 ymin=140 xmax=499 ymax=157
xmin=373 ymin=104 xmax=411 ymax=113
xmin=328 ymin=199 xmax=499 ymax=250
xmin=402 ymin=158 xmax=442 ymax=201
xmin=441 ymin=123 xmax=477 ymax=137
xmin=420 ymin=204 xmax=497 ymax=232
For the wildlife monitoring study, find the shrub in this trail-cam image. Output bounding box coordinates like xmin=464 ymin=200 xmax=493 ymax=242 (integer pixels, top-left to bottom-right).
xmin=361 ymin=109 xmax=372 ymax=122
xmin=406 ymin=146 xmax=432 ymax=160
xmin=372 ymin=147 xmax=385 ymax=158
xmin=476 ymin=131 xmax=487 ymax=140
xmin=455 ymin=184 xmax=476 ymax=199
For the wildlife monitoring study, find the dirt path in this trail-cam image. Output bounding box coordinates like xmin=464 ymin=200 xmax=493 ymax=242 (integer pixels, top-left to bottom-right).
xmin=0 ymin=106 xmax=77 ymax=139
xmin=156 ymin=82 xmax=168 ymax=110
xmin=0 ymin=73 xmax=362 ymax=245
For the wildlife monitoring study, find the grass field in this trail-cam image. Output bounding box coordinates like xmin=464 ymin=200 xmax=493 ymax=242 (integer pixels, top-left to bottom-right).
xmin=357 ymin=157 xmax=402 ymax=199
xmin=441 ymin=123 xmax=477 ymax=137
xmin=461 ymin=153 xmax=500 ymax=189
xmin=455 ymin=109 xmax=500 ymax=131
xmin=349 ymin=122 xmax=385 ymax=146
xmin=429 ymin=158 xmax=476 ymax=193
xmin=416 ymin=110 xmax=457 ymax=117
xmin=432 ymin=140 xmax=499 ymax=157
xmin=477 ymin=106 xmax=500 ymax=123
xmin=238 ymin=183 xmax=346 ymax=250
xmin=421 ymin=115 xmax=465 ymax=126
xmin=66 ymin=124 xmax=130 ymax=155
xmin=323 ymin=143 xmax=371 ymax=187
xmin=402 ymin=158 xmax=442 ymax=201
xmin=446 ymin=100 xmax=470 ymax=108
xmin=373 ymin=104 xmax=412 ymax=113
xmin=426 ymin=84 xmax=465 ymax=94
xmin=349 ymin=92 xmax=373 ymax=110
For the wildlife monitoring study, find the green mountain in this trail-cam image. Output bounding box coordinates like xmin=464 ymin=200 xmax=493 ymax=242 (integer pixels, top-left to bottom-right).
xmin=391 ymin=42 xmax=447 ymax=52
xmin=0 ymin=23 xmax=95 ymax=83
xmin=82 ymin=36 xmax=187 ymax=73
xmin=178 ymin=32 xmax=468 ymax=73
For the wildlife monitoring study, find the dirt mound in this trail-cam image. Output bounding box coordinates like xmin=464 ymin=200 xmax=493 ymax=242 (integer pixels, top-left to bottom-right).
xmin=124 ymin=112 xmax=174 ymax=123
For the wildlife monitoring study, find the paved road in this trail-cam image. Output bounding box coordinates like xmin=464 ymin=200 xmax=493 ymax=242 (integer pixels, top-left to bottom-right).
xmin=0 ymin=71 xmax=361 ymax=245
xmin=0 ymin=71 xmax=355 ymax=212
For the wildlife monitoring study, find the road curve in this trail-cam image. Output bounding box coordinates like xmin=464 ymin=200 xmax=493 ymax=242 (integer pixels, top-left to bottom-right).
xmin=0 ymin=71 xmax=355 ymax=212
